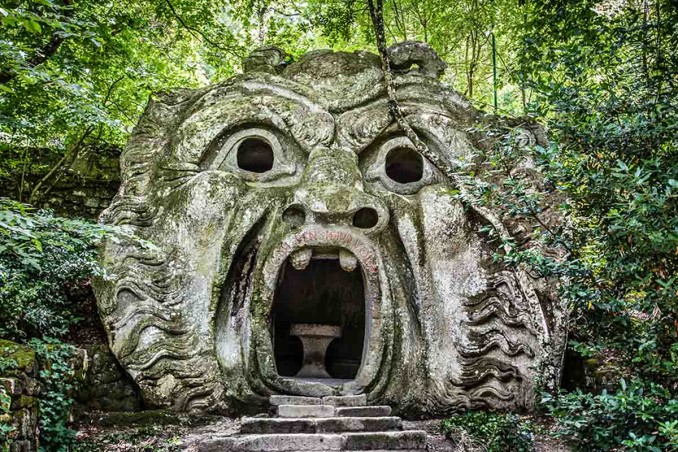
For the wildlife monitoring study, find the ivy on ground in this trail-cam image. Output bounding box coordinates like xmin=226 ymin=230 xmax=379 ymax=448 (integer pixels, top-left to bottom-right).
xmin=441 ymin=411 xmax=535 ymax=452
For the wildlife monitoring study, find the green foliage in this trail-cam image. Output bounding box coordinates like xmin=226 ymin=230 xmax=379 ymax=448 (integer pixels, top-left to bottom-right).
xmin=468 ymin=1 xmax=678 ymax=449
xmin=0 ymin=0 xmax=242 ymax=203
xmin=542 ymin=379 xmax=678 ymax=451
xmin=0 ymin=384 xmax=13 ymax=451
xmin=30 ymin=338 xmax=77 ymax=451
xmin=0 ymin=199 xmax=146 ymax=449
xmin=0 ymin=0 xmax=531 ymax=207
xmin=441 ymin=411 xmax=534 ymax=452
xmin=0 ymin=198 xmax=108 ymax=340
xmin=1 ymin=0 xmax=677 ymax=449
xmin=517 ymin=0 xmax=678 ymax=386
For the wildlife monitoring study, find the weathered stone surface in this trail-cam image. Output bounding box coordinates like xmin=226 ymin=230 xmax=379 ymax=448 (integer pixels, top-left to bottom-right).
xmin=76 ymin=344 xmax=142 ymax=412
xmin=291 ymin=324 xmax=342 ymax=378
xmin=344 ymin=431 xmax=426 ymax=450
xmin=386 ymin=41 xmax=446 ymax=78
xmin=93 ymin=42 xmax=567 ymax=414
xmin=0 ymin=341 xmax=39 ymax=451
xmin=270 ymin=395 xmax=322 ymax=406
xmin=0 ymin=378 xmax=20 ymax=396
xmin=336 ymin=407 xmax=392 ymax=418
xmin=191 ymin=393 xmax=424 ymax=451
xmin=240 ymin=416 xmax=401 ymax=434
xmin=323 ymin=395 xmax=367 ymax=407
xmin=197 ymin=431 xmax=426 ymax=451
xmin=278 ymin=404 xmax=336 ymax=418
xmin=198 ymin=433 xmax=346 ymax=451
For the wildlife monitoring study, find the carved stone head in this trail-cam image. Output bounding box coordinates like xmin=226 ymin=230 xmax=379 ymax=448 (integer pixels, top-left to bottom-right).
xmin=94 ymin=43 xmax=566 ymax=414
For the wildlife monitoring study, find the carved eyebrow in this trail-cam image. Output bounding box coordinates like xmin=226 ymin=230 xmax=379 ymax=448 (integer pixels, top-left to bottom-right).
xmin=336 ymin=102 xmax=393 ymax=154
xmin=337 ymin=102 xmax=467 ymax=164
xmin=170 ymin=86 xmax=335 ymax=165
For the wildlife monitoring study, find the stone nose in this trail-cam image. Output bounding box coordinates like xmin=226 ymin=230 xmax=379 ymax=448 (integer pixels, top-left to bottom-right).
xmin=281 ymin=147 xmax=389 ymax=233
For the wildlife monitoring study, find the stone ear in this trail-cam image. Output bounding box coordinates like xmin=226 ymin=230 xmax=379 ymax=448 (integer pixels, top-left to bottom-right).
xmin=387 ymin=41 xmax=447 ymax=78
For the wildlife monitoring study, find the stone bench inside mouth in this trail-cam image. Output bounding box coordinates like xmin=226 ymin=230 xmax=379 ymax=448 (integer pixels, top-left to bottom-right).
xmin=290 ymin=323 xmax=342 ymax=378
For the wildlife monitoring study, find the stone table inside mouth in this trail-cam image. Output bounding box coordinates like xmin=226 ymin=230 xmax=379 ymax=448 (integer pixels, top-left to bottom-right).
xmin=290 ymin=323 xmax=342 ymax=379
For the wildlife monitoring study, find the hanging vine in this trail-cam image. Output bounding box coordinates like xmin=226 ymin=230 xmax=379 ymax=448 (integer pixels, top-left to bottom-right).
xmin=366 ymin=0 xmax=515 ymax=251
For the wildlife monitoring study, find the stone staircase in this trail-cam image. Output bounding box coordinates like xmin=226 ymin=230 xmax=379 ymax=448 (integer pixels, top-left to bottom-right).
xmin=196 ymin=394 xmax=427 ymax=451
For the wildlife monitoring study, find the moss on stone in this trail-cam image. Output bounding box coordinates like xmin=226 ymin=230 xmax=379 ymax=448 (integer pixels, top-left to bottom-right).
xmin=0 ymin=340 xmax=36 ymax=373
xmin=12 ymin=396 xmax=37 ymax=410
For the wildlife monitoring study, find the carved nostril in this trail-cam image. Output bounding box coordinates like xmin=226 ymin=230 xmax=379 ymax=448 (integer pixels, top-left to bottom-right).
xmin=282 ymin=205 xmax=306 ymax=228
xmin=352 ymin=207 xmax=379 ymax=229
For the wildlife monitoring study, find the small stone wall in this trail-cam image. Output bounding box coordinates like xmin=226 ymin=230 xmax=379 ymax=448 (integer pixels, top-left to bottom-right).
xmin=0 ymin=146 xmax=121 ymax=220
xmin=0 ymin=341 xmax=40 ymax=451
xmin=41 ymin=180 xmax=120 ymax=219
xmin=0 ymin=340 xmax=142 ymax=451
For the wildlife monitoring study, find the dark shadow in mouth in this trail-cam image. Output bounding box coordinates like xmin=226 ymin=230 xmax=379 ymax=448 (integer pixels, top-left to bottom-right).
xmin=272 ymin=255 xmax=365 ymax=380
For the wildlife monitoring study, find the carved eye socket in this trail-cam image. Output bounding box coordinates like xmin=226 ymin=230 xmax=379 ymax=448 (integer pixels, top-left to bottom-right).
xmin=206 ymin=127 xmax=297 ymax=182
xmin=385 ymin=147 xmax=423 ymax=184
xmin=237 ymin=137 xmax=274 ymax=173
xmin=363 ymin=135 xmax=439 ymax=195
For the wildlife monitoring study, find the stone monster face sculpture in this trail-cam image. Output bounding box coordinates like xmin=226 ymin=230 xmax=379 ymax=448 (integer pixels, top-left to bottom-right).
xmin=94 ymin=44 xmax=566 ymax=414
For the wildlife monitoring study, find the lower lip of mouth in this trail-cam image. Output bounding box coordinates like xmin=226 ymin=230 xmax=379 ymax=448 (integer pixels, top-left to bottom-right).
xmin=271 ymin=249 xmax=366 ymax=381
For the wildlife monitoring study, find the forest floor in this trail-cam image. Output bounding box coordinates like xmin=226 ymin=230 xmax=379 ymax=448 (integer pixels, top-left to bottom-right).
xmin=72 ymin=411 xmax=571 ymax=451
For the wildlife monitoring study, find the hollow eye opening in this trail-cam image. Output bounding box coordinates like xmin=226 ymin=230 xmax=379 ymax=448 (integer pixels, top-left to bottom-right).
xmin=237 ymin=137 xmax=274 ymax=173
xmin=385 ymin=147 xmax=423 ymax=184
xmin=353 ymin=207 xmax=379 ymax=229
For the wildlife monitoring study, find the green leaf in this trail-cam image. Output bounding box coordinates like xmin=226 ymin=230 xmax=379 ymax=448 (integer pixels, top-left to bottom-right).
xmin=24 ymin=19 xmax=42 ymax=33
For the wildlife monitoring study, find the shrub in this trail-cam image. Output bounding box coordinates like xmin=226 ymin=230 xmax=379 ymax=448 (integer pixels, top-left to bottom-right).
xmin=0 ymin=199 xmax=113 ymax=450
xmin=0 ymin=198 xmax=109 ymax=340
xmin=542 ymin=379 xmax=678 ymax=451
xmin=441 ymin=411 xmax=534 ymax=452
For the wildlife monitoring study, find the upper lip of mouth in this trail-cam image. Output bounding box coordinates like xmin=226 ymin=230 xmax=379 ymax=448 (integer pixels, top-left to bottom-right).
xmin=261 ymin=225 xmax=380 ymax=301
xmin=289 ymin=247 xmax=358 ymax=272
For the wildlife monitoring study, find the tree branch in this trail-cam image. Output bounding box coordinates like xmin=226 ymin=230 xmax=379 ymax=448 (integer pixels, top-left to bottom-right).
xmin=164 ymin=0 xmax=242 ymax=58
xmin=366 ymin=0 xmax=515 ymax=251
xmin=28 ymin=126 xmax=94 ymax=204
xmin=0 ymin=0 xmax=74 ymax=85
xmin=27 ymin=75 xmax=124 ymax=204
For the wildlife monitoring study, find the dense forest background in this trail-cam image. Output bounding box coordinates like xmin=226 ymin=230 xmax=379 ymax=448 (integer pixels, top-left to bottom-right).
xmin=1 ymin=0 xmax=677 ymax=450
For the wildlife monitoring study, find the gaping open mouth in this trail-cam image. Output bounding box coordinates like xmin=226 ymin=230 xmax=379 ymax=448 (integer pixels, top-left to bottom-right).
xmin=215 ymin=225 xmax=382 ymax=395
xmin=272 ymin=247 xmax=366 ymax=381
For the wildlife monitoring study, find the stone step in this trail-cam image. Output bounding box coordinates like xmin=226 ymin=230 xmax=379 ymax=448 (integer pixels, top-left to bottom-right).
xmin=270 ymin=395 xmax=323 ymax=406
xmin=269 ymin=394 xmax=367 ymax=407
xmin=196 ymin=431 xmax=427 ymax=451
xmin=241 ymin=416 xmax=402 ymax=434
xmin=277 ymin=404 xmax=336 ymax=418
xmin=336 ymin=406 xmax=392 ymax=417
xmin=345 ymin=431 xmax=427 ymax=450
xmin=323 ymin=395 xmax=367 ymax=407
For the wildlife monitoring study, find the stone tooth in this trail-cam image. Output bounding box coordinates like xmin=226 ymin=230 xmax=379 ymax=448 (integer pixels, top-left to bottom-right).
xmin=339 ymin=250 xmax=358 ymax=272
xmin=290 ymin=248 xmax=312 ymax=270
